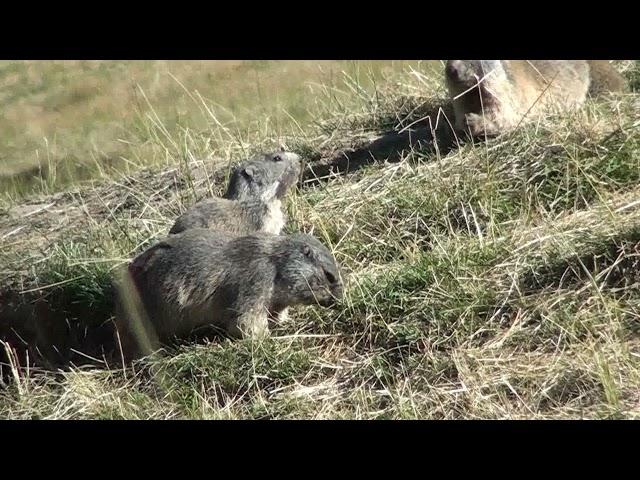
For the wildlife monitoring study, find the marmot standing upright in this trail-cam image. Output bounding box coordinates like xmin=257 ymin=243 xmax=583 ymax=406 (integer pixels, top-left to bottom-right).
xmin=444 ymin=60 xmax=627 ymax=137
xmin=114 ymin=228 xmax=343 ymax=360
xmin=169 ymin=149 xmax=302 ymax=235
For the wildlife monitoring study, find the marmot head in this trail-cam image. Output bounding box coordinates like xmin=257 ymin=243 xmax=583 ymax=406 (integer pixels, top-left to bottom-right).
xmin=446 ymin=60 xmax=479 ymax=88
xmin=445 ymin=60 xmax=504 ymax=99
xmin=272 ymin=233 xmax=343 ymax=308
xmin=225 ymin=149 xmax=303 ymax=203
xmin=445 ymin=60 xmax=504 ymax=136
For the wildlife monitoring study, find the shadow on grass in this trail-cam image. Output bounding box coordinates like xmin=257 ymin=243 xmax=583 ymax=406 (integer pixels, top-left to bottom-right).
xmin=0 ymin=278 xmax=119 ymax=380
xmin=301 ymin=100 xmax=460 ymax=185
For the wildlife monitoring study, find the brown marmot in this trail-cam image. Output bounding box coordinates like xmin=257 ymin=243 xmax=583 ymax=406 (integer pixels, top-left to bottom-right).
xmin=169 ymin=150 xmax=302 ymax=236
xmin=444 ymin=60 xmax=627 ymax=137
xmin=114 ymin=228 xmax=343 ymax=360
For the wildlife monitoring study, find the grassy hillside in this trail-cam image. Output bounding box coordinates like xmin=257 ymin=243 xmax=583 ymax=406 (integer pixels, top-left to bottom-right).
xmin=0 ymin=60 xmax=433 ymax=199
xmin=1 ymin=60 xmax=639 ymax=419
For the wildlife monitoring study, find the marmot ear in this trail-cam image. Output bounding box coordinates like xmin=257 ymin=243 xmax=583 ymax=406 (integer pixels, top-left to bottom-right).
xmin=129 ymin=242 xmax=171 ymax=274
xmin=243 ymin=166 xmax=254 ymax=179
xmin=302 ymin=245 xmax=311 ymax=257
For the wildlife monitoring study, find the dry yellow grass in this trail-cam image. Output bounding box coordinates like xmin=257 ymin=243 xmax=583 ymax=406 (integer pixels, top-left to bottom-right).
xmin=0 ymin=60 xmax=435 ymax=197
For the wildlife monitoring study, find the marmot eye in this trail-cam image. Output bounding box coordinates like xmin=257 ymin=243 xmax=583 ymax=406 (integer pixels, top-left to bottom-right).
xmin=324 ymin=270 xmax=336 ymax=284
xmin=273 ymin=155 xmax=282 ymax=162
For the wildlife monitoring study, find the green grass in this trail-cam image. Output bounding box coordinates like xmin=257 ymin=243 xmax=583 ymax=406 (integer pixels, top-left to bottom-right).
xmin=1 ymin=60 xmax=640 ymax=419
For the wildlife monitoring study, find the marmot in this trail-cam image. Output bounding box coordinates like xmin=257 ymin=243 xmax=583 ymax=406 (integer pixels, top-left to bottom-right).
xmin=445 ymin=60 xmax=628 ymax=137
xmin=114 ymin=228 xmax=343 ymax=360
xmin=169 ymin=150 xmax=302 ymax=236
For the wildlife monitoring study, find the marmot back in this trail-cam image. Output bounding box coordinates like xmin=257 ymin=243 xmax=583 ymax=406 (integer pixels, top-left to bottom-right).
xmin=587 ymin=60 xmax=628 ymax=96
xmin=445 ymin=60 xmax=627 ymax=137
xmin=114 ymin=229 xmax=343 ymax=360
xmin=169 ymin=150 xmax=302 ymax=235
xmin=169 ymin=198 xmax=273 ymax=236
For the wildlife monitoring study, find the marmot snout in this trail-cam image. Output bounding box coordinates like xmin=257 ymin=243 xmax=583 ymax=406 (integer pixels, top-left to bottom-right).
xmin=445 ymin=60 xmax=482 ymax=87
